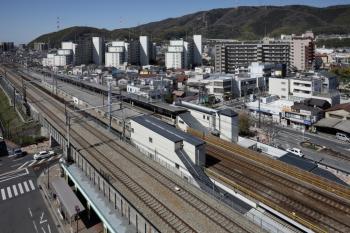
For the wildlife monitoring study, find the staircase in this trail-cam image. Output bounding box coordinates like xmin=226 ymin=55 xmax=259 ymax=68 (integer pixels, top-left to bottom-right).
xmin=176 ymin=149 xmax=213 ymax=187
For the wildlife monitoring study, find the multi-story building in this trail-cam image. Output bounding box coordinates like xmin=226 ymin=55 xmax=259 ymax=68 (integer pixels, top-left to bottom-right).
xmin=0 ymin=42 xmax=14 ymax=52
xmin=92 ymin=37 xmax=104 ymax=65
xmin=105 ymin=41 xmax=128 ymax=68
xmin=269 ymin=72 xmax=340 ymax=105
xmin=139 ymin=36 xmax=149 ymax=66
xmin=193 ymin=35 xmax=202 ymax=67
xmin=281 ymin=31 xmax=315 ymax=71
xmin=165 ymin=35 xmax=203 ymax=70
xmin=215 ymin=40 xmax=290 ymax=73
xmin=176 ymin=101 xmax=239 ymax=142
xmin=34 ymin=42 xmax=48 ymax=51
xmin=128 ymin=39 xmax=140 ymax=65
xmin=75 ymin=36 xmax=93 ymax=65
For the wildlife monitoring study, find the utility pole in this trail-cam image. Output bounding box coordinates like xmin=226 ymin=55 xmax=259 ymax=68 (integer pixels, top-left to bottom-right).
xmin=107 ymin=81 xmax=112 ymax=131
xmin=65 ymin=103 xmax=71 ymax=162
xmin=13 ymin=87 xmax=16 ymax=110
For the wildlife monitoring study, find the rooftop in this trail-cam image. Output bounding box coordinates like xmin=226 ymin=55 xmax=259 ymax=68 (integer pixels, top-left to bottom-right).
xmin=326 ymin=103 xmax=350 ymax=113
xmin=131 ymin=115 xmax=204 ymax=146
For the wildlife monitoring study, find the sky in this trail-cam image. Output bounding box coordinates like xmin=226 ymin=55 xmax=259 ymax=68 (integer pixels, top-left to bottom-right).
xmin=1 ymin=0 xmax=349 ymax=44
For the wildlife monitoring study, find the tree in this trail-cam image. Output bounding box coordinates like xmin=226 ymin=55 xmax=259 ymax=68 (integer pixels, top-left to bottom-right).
xmin=239 ymin=113 xmax=251 ymax=136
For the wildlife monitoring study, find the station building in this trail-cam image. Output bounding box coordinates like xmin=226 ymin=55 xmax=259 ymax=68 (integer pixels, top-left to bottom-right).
xmin=175 ymin=101 xmax=239 ymax=143
xmin=130 ymin=115 xmax=206 ymax=182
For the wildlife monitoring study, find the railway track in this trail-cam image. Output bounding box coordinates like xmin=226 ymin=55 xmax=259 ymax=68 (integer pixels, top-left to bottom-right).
xmin=1 ymin=65 xmax=262 ymax=233
xmin=206 ymin=146 xmax=350 ymax=232
xmin=200 ymin=131 xmax=350 ymax=200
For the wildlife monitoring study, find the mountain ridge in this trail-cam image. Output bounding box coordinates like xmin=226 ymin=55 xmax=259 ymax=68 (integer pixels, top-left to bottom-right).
xmin=29 ymin=4 xmax=350 ymax=48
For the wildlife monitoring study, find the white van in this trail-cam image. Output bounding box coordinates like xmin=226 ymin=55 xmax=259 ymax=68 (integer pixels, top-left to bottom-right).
xmin=286 ymin=148 xmax=304 ymax=157
xmin=336 ymin=133 xmax=350 ymax=142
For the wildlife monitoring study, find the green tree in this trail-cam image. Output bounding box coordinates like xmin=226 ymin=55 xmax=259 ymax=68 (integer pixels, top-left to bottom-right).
xmin=239 ymin=113 xmax=251 ymax=136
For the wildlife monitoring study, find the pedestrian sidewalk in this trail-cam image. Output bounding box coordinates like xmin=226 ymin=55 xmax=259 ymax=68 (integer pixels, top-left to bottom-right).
xmin=37 ymin=163 xmax=103 ymax=233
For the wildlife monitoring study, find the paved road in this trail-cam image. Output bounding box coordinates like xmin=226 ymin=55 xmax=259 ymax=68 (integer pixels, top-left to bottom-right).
xmin=0 ymin=155 xmax=59 ymax=233
xmin=275 ymin=125 xmax=350 ymax=155
xmin=274 ymin=127 xmax=350 ymax=172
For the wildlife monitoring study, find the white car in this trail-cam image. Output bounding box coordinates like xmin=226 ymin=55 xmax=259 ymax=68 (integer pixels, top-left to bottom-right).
xmin=336 ymin=132 xmax=350 ymax=142
xmin=286 ymin=148 xmax=303 ymax=157
xmin=33 ymin=150 xmax=55 ymax=160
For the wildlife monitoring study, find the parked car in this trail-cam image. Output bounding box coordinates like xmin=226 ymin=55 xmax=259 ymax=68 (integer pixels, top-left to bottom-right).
xmin=13 ymin=148 xmax=24 ymax=158
xmin=33 ymin=150 xmax=55 ymax=160
xmin=335 ymin=132 xmax=350 ymax=142
xmin=286 ymin=148 xmax=304 ymax=157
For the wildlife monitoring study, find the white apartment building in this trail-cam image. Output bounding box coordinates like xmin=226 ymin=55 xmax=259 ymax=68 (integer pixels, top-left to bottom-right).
xmin=193 ymin=35 xmax=202 ymax=67
xmin=92 ymin=37 xmax=103 ymax=65
xmin=53 ymin=54 xmax=72 ymax=67
xmin=201 ymin=74 xmax=234 ymax=100
xmin=165 ymin=39 xmax=188 ymax=69
xmin=269 ymin=76 xmax=321 ymax=99
xmin=105 ymin=41 xmax=128 ymax=68
xmin=139 ymin=36 xmax=149 ymax=66
xmin=42 ymin=53 xmax=55 ymax=67
xmin=269 ymin=73 xmax=340 ymax=105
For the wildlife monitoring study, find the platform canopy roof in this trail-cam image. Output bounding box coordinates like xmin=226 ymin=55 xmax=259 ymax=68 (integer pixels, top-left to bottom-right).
xmin=51 ymin=177 xmax=85 ymax=218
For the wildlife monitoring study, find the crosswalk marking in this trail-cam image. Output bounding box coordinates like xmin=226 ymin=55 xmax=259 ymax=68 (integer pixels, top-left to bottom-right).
xmin=23 ymin=181 xmax=30 ymax=192
xmin=0 ymin=180 xmax=37 ymax=201
xmin=17 ymin=155 xmax=62 ymax=170
xmin=12 ymin=185 xmax=18 ymax=196
xmin=7 ymin=187 xmax=12 ymax=198
xmin=18 ymin=183 xmax=24 ymax=194
xmin=1 ymin=189 xmax=6 ymax=200
xmin=28 ymin=180 xmax=35 ymax=191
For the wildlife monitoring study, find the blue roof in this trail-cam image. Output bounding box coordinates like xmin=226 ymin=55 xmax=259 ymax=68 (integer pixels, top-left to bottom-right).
xmin=132 ymin=115 xmax=204 ymax=146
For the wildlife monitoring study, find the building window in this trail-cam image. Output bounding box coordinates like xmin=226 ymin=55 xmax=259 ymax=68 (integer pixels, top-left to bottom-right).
xmin=179 ymin=120 xmax=184 ymax=124
xmin=207 ymin=116 xmax=209 ymax=120
xmin=281 ymin=88 xmax=286 ymax=91
xmin=175 ymin=163 xmax=180 ymax=169
xmin=149 ymin=137 xmax=153 ymax=143
xmin=131 ymin=128 xmax=134 ymax=133
xmin=203 ymin=115 xmax=205 ymax=119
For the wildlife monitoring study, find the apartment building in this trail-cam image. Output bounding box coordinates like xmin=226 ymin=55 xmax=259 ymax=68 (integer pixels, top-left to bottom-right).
xmin=105 ymin=41 xmax=128 ymax=68
xmin=92 ymin=37 xmax=104 ymax=65
xmin=269 ymin=72 xmax=340 ymax=105
xmin=215 ymin=40 xmax=290 ymax=73
xmin=165 ymin=35 xmax=203 ymax=70
xmin=281 ymin=31 xmax=315 ymax=71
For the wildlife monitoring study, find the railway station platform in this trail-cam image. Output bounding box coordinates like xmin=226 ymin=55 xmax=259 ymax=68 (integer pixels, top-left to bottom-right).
xmin=62 ymin=163 xmax=136 ymax=233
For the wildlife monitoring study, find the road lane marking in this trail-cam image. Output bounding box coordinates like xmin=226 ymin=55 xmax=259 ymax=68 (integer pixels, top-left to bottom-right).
xmin=23 ymin=181 xmax=30 ymax=192
xmin=32 ymin=220 xmax=38 ymax=233
xmin=1 ymin=189 xmax=6 ymax=200
xmin=7 ymin=186 xmax=12 ymax=198
xmin=0 ymin=169 xmax=29 ymax=183
xmin=47 ymin=224 xmax=51 ymax=233
xmin=29 ymin=180 xmax=35 ymax=190
xmin=10 ymin=163 xmax=23 ymax=168
xmin=17 ymin=161 xmax=30 ymax=170
xmin=18 ymin=183 xmax=24 ymax=194
xmin=38 ymin=159 xmax=47 ymax=164
xmin=28 ymin=208 xmax=33 ymax=217
xmin=28 ymin=160 xmax=37 ymax=167
xmin=12 ymin=185 xmax=18 ymax=196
